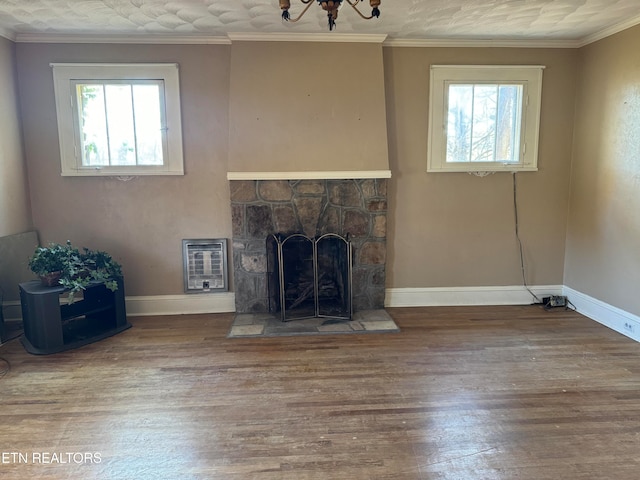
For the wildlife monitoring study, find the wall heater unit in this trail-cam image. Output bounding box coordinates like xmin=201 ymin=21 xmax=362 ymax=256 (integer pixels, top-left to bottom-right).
xmin=182 ymin=239 xmax=228 ymax=293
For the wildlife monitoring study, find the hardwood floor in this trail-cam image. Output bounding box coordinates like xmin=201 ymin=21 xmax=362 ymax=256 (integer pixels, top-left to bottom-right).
xmin=1 ymin=305 xmax=640 ymax=479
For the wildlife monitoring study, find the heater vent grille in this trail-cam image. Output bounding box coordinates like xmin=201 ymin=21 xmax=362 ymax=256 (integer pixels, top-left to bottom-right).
xmin=182 ymin=239 xmax=228 ymax=293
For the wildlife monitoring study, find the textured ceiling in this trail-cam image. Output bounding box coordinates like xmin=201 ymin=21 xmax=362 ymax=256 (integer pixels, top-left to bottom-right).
xmin=0 ymin=0 xmax=639 ymax=42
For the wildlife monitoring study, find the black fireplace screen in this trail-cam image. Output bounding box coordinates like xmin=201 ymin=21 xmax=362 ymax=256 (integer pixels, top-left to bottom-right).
xmin=267 ymin=233 xmax=352 ymax=322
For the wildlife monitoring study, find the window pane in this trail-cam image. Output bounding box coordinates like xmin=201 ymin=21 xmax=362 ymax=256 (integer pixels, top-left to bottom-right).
xmin=470 ymin=85 xmax=497 ymax=163
xmin=105 ymin=85 xmax=136 ymax=166
xmin=78 ymin=85 xmax=109 ymax=166
xmin=56 ymin=64 xmax=183 ymax=176
xmin=446 ymin=85 xmax=473 ymax=163
xmin=446 ymin=83 xmax=523 ymax=164
xmin=428 ymin=65 xmax=542 ymax=173
xmin=495 ymin=85 xmax=522 ymax=163
xmin=78 ymin=82 xmax=166 ymax=168
xmin=132 ymin=84 xmax=163 ymax=166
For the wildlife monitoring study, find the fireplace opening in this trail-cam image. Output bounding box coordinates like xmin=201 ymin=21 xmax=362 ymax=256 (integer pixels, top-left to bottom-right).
xmin=267 ymin=233 xmax=352 ymax=322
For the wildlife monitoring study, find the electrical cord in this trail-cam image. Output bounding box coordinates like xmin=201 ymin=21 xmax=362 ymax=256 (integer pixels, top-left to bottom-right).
xmin=0 ymin=332 xmax=23 ymax=344
xmin=512 ymin=172 xmax=543 ymax=304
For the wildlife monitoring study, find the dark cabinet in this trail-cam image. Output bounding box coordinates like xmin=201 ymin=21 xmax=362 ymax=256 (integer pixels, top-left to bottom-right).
xmin=19 ymin=279 xmax=131 ymax=354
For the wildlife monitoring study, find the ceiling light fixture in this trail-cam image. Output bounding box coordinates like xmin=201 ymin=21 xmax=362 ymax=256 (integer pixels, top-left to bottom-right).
xmin=280 ymin=0 xmax=381 ymax=31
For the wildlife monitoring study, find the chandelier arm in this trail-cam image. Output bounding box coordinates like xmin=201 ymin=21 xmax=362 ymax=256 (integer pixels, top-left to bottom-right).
xmin=345 ymin=0 xmax=374 ymax=20
xmin=287 ymin=0 xmax=316 ymax=22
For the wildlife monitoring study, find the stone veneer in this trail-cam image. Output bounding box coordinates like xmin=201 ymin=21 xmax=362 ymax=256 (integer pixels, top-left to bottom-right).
xmin=230 ymin=179 xmax=388 ymax=314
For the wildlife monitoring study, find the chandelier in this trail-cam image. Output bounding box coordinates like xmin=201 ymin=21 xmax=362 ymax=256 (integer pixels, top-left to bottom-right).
xmin=279 ymin=0 xmax=381 ymax=31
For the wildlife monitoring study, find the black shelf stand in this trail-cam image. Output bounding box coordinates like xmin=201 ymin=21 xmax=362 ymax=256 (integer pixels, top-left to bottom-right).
xmin=19 ymin=278 xmax=131 ymax=355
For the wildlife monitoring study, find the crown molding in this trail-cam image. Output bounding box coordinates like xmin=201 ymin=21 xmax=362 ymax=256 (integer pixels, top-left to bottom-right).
xmin=7 ymin=14 xmax=640 ymax=48
xmin=577 ymin=13 xmax=640 ymax=47
xmin=227 ymin=32 xmax=387 ymax=43
xmin=15 ymin=31 xmax=386 ymax=45
xmin=383 ymin=37 xmax=582 ymax=49
xmin=10 ymin=32 xmax=591 ymax=48
xmin=14 ymin=33 xmax=231 ymax=44
xmin=0 ymin=26 xmax=16 ymax=42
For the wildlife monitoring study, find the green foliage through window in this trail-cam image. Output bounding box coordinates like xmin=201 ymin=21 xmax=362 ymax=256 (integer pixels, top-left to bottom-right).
xmin=76 ymin=82 xmax=164 ymax=168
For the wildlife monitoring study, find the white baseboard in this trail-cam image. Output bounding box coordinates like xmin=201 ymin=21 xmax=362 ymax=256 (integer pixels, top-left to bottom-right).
xmin=2 ymin=285 xmax=560 ymax=319
xmin=563 ymin=287 xmax=640 ymax=342
xmin=384 ymin=285 xmax=564 ymax=307
xmin=125 ymin=293 xmax=236 ymax=316
xmin=2 ymin=293 xmax=236 ymax=320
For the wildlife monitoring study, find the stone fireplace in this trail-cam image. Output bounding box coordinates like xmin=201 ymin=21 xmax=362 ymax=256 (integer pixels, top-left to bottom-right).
xmin=229 ymin=178 xmax=388 ymax=315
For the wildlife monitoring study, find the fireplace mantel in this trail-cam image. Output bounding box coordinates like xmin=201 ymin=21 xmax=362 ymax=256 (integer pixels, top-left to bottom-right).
xmin=227 ymin=171 xmax=392 ymax=181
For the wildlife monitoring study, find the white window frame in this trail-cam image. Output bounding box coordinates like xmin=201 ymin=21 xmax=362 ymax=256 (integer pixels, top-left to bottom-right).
xmin=51 ymin=63 xmax=184 ymax=176
xmin=427 ymin=65 xmax=544 ymax=173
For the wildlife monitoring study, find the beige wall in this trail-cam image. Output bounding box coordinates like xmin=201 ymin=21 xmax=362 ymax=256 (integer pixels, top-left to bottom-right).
xmin=16 ymin=43 xmax=232 ymax=296
xmin=384 ymin=47 xmax=577 ymax=288
xmin=564 ymin=25 xmax=640 ymax=316
xmin=228 ymin=41 xmax=389 ymax=173
xmin=5 ymin=31 xmax=640 ymax=315
xmin=14 ymin=40 xmax=580 ymax=298
xmin=0 ymin=37 xmax=30 ymax=238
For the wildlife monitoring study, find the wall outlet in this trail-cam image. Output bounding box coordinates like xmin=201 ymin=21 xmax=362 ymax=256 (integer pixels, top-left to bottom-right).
xmin=624 ymin=322 xmax=636 ymax=334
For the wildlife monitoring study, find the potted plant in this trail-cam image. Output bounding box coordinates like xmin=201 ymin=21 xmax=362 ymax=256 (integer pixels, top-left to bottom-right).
xmin=28 ymin=241 xmax=123 ymax=300
xmin=28 ymin=241 xmax=78 ymax=287
xmin=64 ymin=247 xmax=123 ymax=294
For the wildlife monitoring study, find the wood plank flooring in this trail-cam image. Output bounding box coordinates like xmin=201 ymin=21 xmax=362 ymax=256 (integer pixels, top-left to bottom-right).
xmin=1 ymin=305 xmax=640 ymax=479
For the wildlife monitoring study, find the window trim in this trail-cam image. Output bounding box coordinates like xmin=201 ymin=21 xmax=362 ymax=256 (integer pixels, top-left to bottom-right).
xmin=51 ymin=63 xmax=184 ymax=177
xmin=427 ymin=65 xmax=544 ymax=173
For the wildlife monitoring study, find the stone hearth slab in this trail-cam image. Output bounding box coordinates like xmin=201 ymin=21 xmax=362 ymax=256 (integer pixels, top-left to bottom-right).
xmin=227 ymin=310 xmax=399 ymax=338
